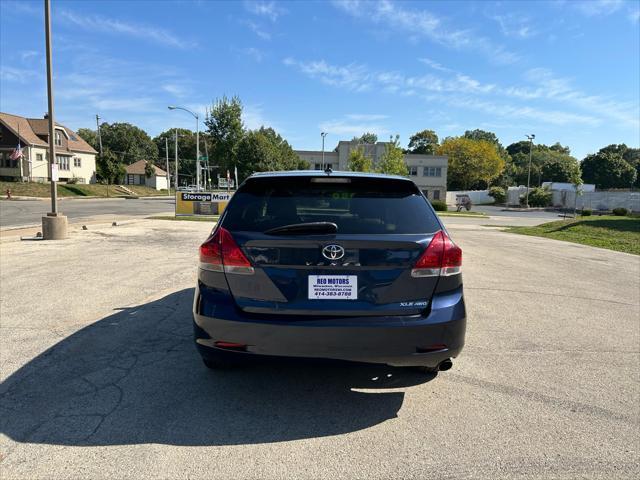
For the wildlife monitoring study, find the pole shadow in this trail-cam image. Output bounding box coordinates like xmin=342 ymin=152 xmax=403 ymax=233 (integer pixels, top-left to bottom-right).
xmin=0 ymin=288 xmax=433 ymax=447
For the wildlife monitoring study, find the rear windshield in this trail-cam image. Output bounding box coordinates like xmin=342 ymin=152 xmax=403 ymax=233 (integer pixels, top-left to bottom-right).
xmin=222 ymin=176 xmax=441 ymax=234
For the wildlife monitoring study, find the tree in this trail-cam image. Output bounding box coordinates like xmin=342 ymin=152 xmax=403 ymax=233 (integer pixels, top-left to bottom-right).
xmin=437 ymin=137 xmax=504 ymax=190
xmin=581 ymin=151 xmax=637 ymax=189
xmin=235 ymin=127 xmax=307 ymax=182
xmin=76 ymin=128 xmax=98 ymax=150
xmin=464 ymin=129 xmax=500 ymax=145
xmin=352 ymin=132 xmax=377 ymax=144
xmin=598 ymin=144 xmax=640 ymax=187
xmin=539 ymin=150 xmax=581 ymax=183
xmin=96 ymin=148 xmax=125 ymax=184
xmin=347 ymin=147 xmax=373 ymax=172
xmin=407 ymin=129 xmax=438 ymax=154
xmin=376 ymin=138 xmax=407 ymax=176
xmin=97 ymin=122 xmax=158 ymax=164
xmin=144 ymin=161 xmax=155 ymax=178
xmin=205 ymin=95 xmax=244 ymax=172
xmin=152 ymin=128 xmax=210 ymax=183
xmin=506 ymin=140 xmax=531 ymax=157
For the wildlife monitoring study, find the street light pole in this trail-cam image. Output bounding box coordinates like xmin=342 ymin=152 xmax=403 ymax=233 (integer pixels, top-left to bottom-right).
xmin=168 ymin=106 xmax=200 ymax=190
xmin=321 ymin=132 xmax=328 ymax=170
xmin=525 ymin=134 xmax=535 ymax=209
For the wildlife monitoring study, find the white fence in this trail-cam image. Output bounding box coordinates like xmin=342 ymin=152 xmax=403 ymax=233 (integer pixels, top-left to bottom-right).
xmin=553 ymin=191 xmax=640 ymax=212
xmin=446 ymin=190 xmax=494 ymax=205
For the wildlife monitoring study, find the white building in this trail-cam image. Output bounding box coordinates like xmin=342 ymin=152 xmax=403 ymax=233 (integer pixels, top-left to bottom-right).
xmin=123 ymin=159 xmax=168 ymax=191
xmin=0 ymin=112 xmax=97 ymax=183
xmin=295 ymin=140 xmax=448 ymax=201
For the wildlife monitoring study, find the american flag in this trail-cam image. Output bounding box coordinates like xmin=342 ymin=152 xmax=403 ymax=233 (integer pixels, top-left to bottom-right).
xmin=9 ymin=141 xmax=23 ymax=161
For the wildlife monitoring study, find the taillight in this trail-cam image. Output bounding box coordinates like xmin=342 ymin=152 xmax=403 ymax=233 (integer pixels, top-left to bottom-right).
xmin=411 ymin=230 xmax=462 ymax=278
xmin=199 ymin=227 xmax=254 ymax=275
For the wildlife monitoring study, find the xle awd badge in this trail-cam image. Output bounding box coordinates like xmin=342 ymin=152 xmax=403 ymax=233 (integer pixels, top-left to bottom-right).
xmin=322 ymin=244 xmax=345 ymax=261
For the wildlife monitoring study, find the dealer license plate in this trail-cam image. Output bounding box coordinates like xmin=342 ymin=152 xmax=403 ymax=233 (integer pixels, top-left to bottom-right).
xmin=308 ymin=275 xmax=357 ymax=300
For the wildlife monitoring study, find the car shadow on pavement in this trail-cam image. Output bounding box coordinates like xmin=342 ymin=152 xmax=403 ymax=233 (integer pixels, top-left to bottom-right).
xmin=0 ymin=288 xmax=434 ymax=447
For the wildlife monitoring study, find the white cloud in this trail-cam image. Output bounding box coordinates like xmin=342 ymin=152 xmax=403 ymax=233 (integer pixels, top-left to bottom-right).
xmin=490 ymin=13 xmax=538 ymax=39
xmin=418 ymin=58 xmax=453 ymax=73
xmin=162 ymin=84 xmax=189 ymax=97
xmin=283 ymin=58 xmax=372 ymax=92
xmin=238 ymin=47 xmax=265 ymax=62
xmin=243 ymin=104 xmax=278 ymax=131
xmin=629 ymin=7 xmax=640 ymax=23
xmin=285 ymin=56 xmax=638 ymax=130
xmin=243 ymin=1 xmax=287 ymax=22
xmin=0 ymin=66 xmax=39 ymax=83
xmin=59 ymin=10 xmax=196 ymax=49
xmin=345 ymin=114 xmax=388 ymax=121
xmin=332 ymin=0 xmax=519 ymax=64
xmin=574 ymin=0 xmax=624 ymax=16
xmin=319 ymin=116 xmax=390 ymax=137
xmin=242 ymin=19 xmax=272 ymax=40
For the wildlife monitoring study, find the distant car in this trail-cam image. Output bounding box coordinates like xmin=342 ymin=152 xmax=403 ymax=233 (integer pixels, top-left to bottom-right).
xmin=193 ymin=171 xmax=466 ymax=373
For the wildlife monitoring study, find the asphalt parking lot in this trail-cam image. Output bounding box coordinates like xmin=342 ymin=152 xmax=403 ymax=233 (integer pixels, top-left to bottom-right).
xmin=1 ymin=216 xmax=638 ymax=479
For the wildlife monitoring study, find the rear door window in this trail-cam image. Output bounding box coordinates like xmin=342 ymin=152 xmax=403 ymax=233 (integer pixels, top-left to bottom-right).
xmin=223 ymin=176 xmax=441 ymax=234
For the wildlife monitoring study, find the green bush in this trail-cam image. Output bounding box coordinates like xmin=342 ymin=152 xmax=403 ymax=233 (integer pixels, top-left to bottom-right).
xmin=488 ymin=186 xmax=506 ymax=204
xmin=430 ymin=200 xmax=448 ymax=211
xmin=580 ymin=209 xmax=592 ymax=216
xmin=612 ymin=207 xmax=629 ymax=216
xmin=526 ymin=187 xmax=552 ymax=207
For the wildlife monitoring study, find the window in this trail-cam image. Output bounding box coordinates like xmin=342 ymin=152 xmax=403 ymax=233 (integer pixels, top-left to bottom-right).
xmin=326 ymin=163 xmax=333 ymax=170
xmin=55 ymin=131 xmax=62 ymax=146
xmin=56 ymin=155 xmax=70 ymax=170
xmin=422 ymin=190 xmax=429 ymax=198
xmin=408 ymin=166 xmax=418 ymax=176
xmin=314 ymin=163 xmax=321 ymax=170
xmin=433 ymin=190 xmax=440 ymax=200
xmin=223 ymin=176 xmax=441 ymax=235
xmin=0 ymin=126 xmax=3 ymax=142
xmin=36 ymin=153 xmax=43 ymax=162
xmin=423 ymin=166 xmax=442 ymax=177
xmin=1 ymin=152 xmax=17 ymax=168
xmin=74 ymin=157 xmax=81 ymax=168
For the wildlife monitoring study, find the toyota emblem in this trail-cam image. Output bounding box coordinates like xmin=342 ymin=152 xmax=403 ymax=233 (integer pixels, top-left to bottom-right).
xmin=322 ymin=244 xmax=345 ymax=261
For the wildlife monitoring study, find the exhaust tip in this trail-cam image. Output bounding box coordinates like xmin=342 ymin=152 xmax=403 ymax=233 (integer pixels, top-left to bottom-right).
xmin=438 ymin=359 xmax=453 ymax=371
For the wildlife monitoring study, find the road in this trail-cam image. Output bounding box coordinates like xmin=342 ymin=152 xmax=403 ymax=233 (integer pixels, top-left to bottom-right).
xmin=1 ymin=216 xmax=638 ymax=479
xmin=0 ymin=198 xmax=175 ymax=229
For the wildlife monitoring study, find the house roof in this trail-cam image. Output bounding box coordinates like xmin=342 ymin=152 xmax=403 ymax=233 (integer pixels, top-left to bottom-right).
xmin=125 ymin=159 xmax=167 ymax=176
xmin=0 ymin=112 xmax=97 ymax=154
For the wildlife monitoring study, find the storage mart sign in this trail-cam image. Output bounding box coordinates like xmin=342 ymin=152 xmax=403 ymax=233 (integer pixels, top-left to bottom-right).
xmin=175 ymin=191 xmax=233 ymax=216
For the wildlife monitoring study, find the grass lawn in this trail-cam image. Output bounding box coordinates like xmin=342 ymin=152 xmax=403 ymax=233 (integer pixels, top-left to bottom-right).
xmin=505 ymin=215 xmax=640 ymax=255
xmin=1 ymin=181 xmax=171 ymax=198
xmin=149 ymin=215 xmax=219 ymax=222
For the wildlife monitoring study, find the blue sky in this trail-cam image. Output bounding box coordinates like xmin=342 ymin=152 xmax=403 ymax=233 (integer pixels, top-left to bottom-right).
xmin=1 ymin=0 xmax=638 ymax=160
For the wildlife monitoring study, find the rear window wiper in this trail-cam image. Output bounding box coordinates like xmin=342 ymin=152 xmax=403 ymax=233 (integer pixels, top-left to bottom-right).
xmin=264 ymin=222 xmax=338 ymax=236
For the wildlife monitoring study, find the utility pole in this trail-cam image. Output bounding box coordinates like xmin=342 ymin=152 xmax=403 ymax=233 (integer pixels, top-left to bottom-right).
xmin=174 ymin=129 xmax=179 ymax=190
xmin=168 ymin=106 xmax=199 ymax=189
xmin=321 ymin=132 xmax=328 ymax=170
xmin=204 ymin=139 xmax=210 ymax=189
xmin=525 ymin=134 xmax=535 ymax=209
xmin=42 ymin=0 xmax=66 ymax=239
xmin=96 ymin=114 xmax=107 ymax=197
xmin=165 ymin=137 xmax=170 ymax=196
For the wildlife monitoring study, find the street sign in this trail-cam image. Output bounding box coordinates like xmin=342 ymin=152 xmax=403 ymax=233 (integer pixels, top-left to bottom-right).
xmin=198 ymin=156 xmax=208 ymax=161
xmin=51 ymin=164 xmax=59 ymax=181
xmin=175 ymin=190 xmax=233 ymax=216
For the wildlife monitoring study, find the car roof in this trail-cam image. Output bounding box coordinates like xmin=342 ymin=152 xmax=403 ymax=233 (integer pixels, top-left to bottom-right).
xmin=248 ymin=170 xmax=413 ymax=181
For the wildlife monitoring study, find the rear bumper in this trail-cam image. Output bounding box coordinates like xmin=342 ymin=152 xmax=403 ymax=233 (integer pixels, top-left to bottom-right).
xmin=193 ymin=286 xmax=466 ymax=368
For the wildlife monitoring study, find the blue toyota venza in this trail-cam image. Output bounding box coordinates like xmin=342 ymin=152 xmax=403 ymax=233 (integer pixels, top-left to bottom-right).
xmin=193 ymin=171 xmax=466 ymax=373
